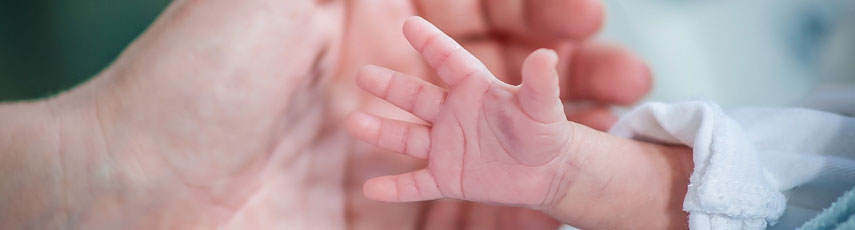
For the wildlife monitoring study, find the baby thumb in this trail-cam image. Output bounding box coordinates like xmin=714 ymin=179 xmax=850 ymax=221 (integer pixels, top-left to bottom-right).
xmin=518 ymin=49 xmax=565 ymax=123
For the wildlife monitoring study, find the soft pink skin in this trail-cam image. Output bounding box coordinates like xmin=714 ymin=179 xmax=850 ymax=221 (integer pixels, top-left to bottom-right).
xmin=0 ymin=0 xmax=660 ymax=229
xmin=348 ymin=17 xmax=578 ymax=209
xmin=347 ymin=18 xmax=694 ymax=230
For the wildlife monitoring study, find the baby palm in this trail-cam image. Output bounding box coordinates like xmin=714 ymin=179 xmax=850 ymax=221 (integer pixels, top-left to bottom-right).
xmin=348 ymin=17 xmax=576 ymax=209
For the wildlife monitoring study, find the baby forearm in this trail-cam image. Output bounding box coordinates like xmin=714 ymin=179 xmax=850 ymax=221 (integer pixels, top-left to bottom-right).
xmin=545 ymin=123 xmax=693 ymax=229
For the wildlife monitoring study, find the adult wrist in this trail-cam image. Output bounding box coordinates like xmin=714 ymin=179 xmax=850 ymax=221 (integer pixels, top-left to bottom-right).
xmin=0 ymin=96 xmax=70 ymax=228
xmin=0 ymin=79 xmax=141 ymax=229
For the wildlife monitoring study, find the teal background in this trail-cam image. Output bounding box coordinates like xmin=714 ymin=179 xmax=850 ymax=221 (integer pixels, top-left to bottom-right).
xmin=0 ymin=0 xmax=170 ymax=101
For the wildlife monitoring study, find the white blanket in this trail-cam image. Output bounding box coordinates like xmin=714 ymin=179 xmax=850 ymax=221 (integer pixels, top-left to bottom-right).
xmin=610 ymin=101 xmax=855 ymax=229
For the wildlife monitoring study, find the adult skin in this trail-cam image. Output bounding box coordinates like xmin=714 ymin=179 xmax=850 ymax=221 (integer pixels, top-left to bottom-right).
xmin=0 ymin=0 xmax=685 ymax=229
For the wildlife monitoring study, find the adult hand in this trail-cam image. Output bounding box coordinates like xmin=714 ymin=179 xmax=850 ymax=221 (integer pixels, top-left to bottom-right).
xmin=4 ymin=0 xmax=347 ymax=228
xmin=0 ymin=0 xmax=651 ymax=229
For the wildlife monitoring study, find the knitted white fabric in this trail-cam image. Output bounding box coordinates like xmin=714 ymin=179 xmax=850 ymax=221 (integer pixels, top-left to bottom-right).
xmin=610 ymin=101 xmax=855 ymax=229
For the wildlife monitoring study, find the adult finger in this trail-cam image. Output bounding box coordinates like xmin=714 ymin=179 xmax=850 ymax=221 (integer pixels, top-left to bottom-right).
xmin=563 ymin=102 xmax=618 ymax=131
xmin=560 ymin=42 xmax=652 ymax=105
xmin=416 ymin=0 xmax=604 ymax=41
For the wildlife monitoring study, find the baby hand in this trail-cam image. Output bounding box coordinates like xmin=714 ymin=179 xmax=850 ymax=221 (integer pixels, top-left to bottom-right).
xmin=347 ymin=17 xmax=579 ymax=209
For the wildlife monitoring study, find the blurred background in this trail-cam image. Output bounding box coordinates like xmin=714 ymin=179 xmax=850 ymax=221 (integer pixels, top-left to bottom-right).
xmin=600 ymin=0 xmax=855 ymax=110
xmin=0 ymin=0 xmax=170 ymax=101
xmin=1 ymin=0 xmax=853 ymax=109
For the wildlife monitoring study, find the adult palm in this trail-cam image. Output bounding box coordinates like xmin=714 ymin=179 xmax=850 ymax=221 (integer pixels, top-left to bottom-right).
xmin=56 ymin=0 xmax=650 ymax=229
